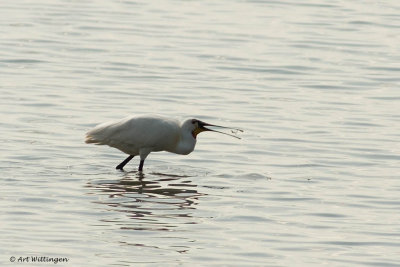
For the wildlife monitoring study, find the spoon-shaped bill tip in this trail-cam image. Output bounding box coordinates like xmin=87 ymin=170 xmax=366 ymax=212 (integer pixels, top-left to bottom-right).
xmin=200 ymin=122 xmax=243 ymax=139
xmin=209 ymin=129 xmax=242 ymax=139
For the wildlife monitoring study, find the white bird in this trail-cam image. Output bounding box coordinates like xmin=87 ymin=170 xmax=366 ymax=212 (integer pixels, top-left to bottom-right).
xmin=85 ymin=114 xmax=242 ymax=171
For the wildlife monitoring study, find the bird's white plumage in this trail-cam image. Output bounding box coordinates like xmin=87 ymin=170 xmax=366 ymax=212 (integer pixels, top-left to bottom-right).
xmin=85 ymin=115 xmax=196 ymax=160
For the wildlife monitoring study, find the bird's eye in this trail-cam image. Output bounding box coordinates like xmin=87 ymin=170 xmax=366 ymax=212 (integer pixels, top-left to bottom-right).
xmin=191 ymin=119 xmax=196 ymax=124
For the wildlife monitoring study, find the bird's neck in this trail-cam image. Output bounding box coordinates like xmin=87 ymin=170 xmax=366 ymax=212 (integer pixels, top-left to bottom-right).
xmin=174 ymin=132 xmax=196 ymax=155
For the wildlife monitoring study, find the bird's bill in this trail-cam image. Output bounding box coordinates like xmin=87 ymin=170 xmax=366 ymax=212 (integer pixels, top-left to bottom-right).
xmin=198 ymin=121 xmax=243 ymax=139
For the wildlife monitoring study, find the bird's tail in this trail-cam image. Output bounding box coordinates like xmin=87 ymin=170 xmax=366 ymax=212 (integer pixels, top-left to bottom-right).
xmin=85 ymin=133 xmax=101 ymax=144
xmin=85 ymin=125 xmax=107 ymax=145
xmin=85 ymin=120 xmax=116 ymax=145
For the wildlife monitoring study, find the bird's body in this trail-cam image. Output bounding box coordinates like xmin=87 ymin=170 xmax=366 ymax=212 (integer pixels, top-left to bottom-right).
xmin=85 ymin=114 xmax=241 ymax=171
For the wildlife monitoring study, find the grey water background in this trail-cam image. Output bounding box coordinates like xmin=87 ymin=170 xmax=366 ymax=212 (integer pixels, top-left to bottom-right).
xmin=1 ymin=0 xmax=400 ymax=266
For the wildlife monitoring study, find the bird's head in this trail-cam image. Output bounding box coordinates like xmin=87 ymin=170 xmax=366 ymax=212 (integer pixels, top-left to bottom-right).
xmin=182 ymin=119 xmax=242 ymax=139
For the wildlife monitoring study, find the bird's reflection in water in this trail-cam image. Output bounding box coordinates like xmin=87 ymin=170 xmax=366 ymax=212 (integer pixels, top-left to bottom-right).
xmin=86 ymin=170 xmax=205 ymax=233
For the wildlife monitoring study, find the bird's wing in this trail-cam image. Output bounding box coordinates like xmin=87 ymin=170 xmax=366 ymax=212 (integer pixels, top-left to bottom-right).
xmin=86 ymin=115 xmax=180 ymax=153
xmin=121 ymin=116 xmax=180 ymax=150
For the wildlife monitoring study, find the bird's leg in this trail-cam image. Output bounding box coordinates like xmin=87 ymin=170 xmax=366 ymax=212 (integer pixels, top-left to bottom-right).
xmin=116 ymin=155 xmax=134 ymax=170
xmin=138 ymin=160 xmax=144 ymax=172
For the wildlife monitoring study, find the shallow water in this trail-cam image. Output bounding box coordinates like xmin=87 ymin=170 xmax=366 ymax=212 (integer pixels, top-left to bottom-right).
xmin=1 ymin=0 xmax=400 ymax=266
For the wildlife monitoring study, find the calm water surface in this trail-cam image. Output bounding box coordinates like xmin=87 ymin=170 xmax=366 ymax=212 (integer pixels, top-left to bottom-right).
xmin=1 ymin=0 xmax=400 ymax=266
